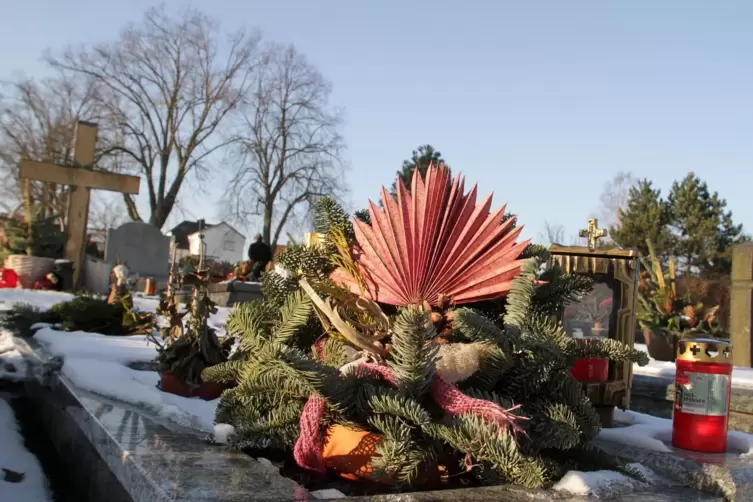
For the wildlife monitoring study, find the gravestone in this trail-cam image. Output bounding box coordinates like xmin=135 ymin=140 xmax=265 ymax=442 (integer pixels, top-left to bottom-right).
xmin=731 ymin=243 xmax=753 ymax=368
xmin=104 ymin=222 xmax=170 ymax=281
xmin=174 ymin=281 xmax=262 ymax=307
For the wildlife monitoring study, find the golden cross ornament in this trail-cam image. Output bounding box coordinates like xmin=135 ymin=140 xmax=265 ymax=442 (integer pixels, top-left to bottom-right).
xmin=579 ymin=218 xmax=607 ymax=251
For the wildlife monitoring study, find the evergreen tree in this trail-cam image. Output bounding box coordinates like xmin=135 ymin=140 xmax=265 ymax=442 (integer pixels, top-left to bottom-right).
xmin=202 ymin=196 xmax=648 ymax=490
xmin=666 ymin=173 xmax=747 ymax=277
xmin=390 ymin=145 xmax=447 ymax=197
xmin=609 ymin=180 xmax=672 ymax=259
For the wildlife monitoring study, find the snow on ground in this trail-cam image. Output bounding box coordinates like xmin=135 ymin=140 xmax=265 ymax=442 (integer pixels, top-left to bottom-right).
xmin=0 ymin=289 xmax=230 ymax=432
xmin=632 ymin=343 xmax=753 ymax=388
xmin=0 ymin=328 xmax=27 ymax=381
xmin=553 ymin=463 xmax=657 ymax=498
xmin=600 ymin=408 xmax=753 ymax=456
xmin=32 ymin=328 xmax=218 ymax=430
xmin=0 ymin=398 xmax=52 ymax=502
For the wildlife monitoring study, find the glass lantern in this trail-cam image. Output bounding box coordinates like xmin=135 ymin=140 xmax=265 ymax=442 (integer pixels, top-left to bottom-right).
xmin=549 ymin=219 xmax=640 ymax=427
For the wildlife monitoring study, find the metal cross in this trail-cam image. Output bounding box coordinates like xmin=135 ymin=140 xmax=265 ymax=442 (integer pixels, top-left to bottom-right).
xmin=579 ymin=218 xmax=608 ymax=251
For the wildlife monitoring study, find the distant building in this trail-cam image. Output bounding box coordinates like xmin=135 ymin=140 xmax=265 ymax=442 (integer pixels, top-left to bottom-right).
xmin=166 ymin=220 xmax=212 ymax=261
xmin=167 ymin=220 xmax=247 ymax=264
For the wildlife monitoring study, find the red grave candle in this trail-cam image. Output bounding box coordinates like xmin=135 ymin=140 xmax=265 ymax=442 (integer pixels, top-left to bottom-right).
xmin=570 ymin=336 xmax=609 ymax=383
xmin=672 ymin=338 xmax=732 ymax=453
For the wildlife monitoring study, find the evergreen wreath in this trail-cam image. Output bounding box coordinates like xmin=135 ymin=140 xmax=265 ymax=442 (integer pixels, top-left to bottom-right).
xmin=202 ymin=165 xmax=648 ymax=489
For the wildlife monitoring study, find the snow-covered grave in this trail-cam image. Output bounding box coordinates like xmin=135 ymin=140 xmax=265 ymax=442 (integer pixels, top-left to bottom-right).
xmin=2 ymin=289 xmax=753 ymax=501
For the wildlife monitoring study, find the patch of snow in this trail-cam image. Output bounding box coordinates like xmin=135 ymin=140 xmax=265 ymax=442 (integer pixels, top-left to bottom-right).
xmin=0 ymin=290 xmax=76 ymax=312
xmin=33 ymin=328 xmax=218 ymax=430
xmin=213 ymin=423 xmax=235 ymax=444
xmin=604 ymin=409 xmax=753 ymax=456
xmin=632 ymin=343 xmax=753 ymax=389
xmin=0 ymin=398 xmax=53 ymax=501
xmin=0 ymin=329 xmax=26 ymax=382
xmin=600 ymin=409 xmax=673 ymax=453
xmin=311 ymin=488 xmax=347 ymax=499
xmin=0 ymin=289 xmax=232 ymax=432
xmin=553 ymin=463 xmax=650 ymax=497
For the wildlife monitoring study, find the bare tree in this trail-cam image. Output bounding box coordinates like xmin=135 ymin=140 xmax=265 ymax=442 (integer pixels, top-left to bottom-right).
xmin=597 ymin=171 xmax=637 ymax=230
xmin=88 ymin=193 xmax=127 ymax=231
xmin=539 ymin=220 xmax=566 ymax=245
xmin=224 ymin=43 xmax=347 ymax=249
xmin=46 ymin=6 xmax=262 ymax=229
xmin=0 ymin=73 xmax=101 ymax=220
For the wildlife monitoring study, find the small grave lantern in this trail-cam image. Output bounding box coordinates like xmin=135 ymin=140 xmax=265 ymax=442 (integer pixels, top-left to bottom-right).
xmin=549 ymin=218 xmax=640 ymax=427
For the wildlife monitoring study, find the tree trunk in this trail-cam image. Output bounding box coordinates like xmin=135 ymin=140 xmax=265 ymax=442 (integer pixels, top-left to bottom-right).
xmin=263 ymin=204 xmax=273 ymax=249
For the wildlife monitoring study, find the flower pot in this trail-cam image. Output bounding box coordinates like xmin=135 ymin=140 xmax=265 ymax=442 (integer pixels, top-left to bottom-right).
xmin=322 ymin=424 xmax=446 ymax=485
xmin=158 ymin=371 xmax=229 ymax=400
xmin=4 ymin=255 xmax=55 ymax=288
xmin=643 ymin=328 xmax=677 ymax=362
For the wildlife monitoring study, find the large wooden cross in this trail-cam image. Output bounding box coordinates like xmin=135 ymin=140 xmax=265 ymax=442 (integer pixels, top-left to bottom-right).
xmin=19 ymin=121 xmax=141 ymax=288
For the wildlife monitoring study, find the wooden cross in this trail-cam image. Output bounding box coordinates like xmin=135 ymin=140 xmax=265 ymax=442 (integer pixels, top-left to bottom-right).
xmin=19 ymin=121 xmax=141 ymax=289
xmin=579 ymin=218 xmax=608 ymax=251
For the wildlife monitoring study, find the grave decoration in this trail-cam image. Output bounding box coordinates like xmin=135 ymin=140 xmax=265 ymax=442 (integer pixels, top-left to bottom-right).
xmin=107 ymin=264 xmax=133 ymax=308
xmin=637 ymin=239 xmax=725 ymax=362
xmin=0 ymin=294 xmax=153 ymax=337
xmin=227 ymin=261 xmax=252 ymax=282
xmin=549 ymin=220 xmax=649 ymax=427
xmin=150 ymin=228 xmax=235 ymax=400
xmin=1 ymin=205 xmax=65 ymax=287
xmin=202 ymin=165 xmax=648 ymax=492
xmin=673 ymin=337 xmax=732 ymax=453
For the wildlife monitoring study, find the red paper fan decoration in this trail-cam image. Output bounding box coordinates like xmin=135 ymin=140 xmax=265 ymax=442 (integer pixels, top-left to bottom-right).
xmin=331 ymin=164 xmax=529 ymax=306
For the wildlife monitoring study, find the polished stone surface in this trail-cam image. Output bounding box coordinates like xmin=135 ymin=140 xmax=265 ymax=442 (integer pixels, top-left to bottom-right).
xmin=17 ymin=335 xmax=308 ymax=501
xmin=9 ymin=333 xmax=747 ymax=501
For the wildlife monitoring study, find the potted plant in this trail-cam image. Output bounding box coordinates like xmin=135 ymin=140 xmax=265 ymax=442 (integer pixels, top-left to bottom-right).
xmin=150 ymin=241 xmax=235 ymax=400
xmin=636 ymin=240 xmax=725 ymax=362
xmin=1 ymin=205 xmax=65 ymax=287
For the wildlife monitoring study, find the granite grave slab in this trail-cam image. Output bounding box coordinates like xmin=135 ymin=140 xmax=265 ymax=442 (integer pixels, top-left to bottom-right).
xmin=6 ymin=330 xmax=750 ymax=502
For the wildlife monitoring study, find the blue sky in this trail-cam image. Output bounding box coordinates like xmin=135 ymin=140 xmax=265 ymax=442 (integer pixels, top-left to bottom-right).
xmin=2 ymin=1 xmax=751 ymax=243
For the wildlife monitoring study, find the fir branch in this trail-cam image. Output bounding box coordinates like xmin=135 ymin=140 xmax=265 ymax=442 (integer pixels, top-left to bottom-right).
xmin=567 ymin=338 xmax=650 ymax=366
xmin=201 ymin=360 xmax=245 ymax=383
xmin=272 ymin=290 xmax=313 ymax=344
xmin=354 ymin=209 xmax=371 ymax=225
xmin=523 ymin=402 xmax=581 ymax=451
xmin=388 ymin=308 xmax=439 ymax=400
xmin=319 ymin=337 xmax=350 ymax=368
xmin=532 ymin=270 xmax=593 ymax=317
xmin=503 ymin=258 xmax=541 ymax=329
xmin=314 ymin=196 xmax=354 ymax=239
xmin=368 ymin=414 xmax=435 ymax=484
xmin=426 ymin=414 xmax=546 ymax=488
xmin=369 ymin=393 xmax=432 ymax=428
xmin=449 ymin=307 xmax=516 ymax=351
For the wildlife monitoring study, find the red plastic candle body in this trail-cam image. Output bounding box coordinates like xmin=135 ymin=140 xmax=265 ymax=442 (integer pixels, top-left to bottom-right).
xmin=672 ymin=340 xmax=732 ymax=453
xmin=570 ymin=338 xmax=609 ymax=383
